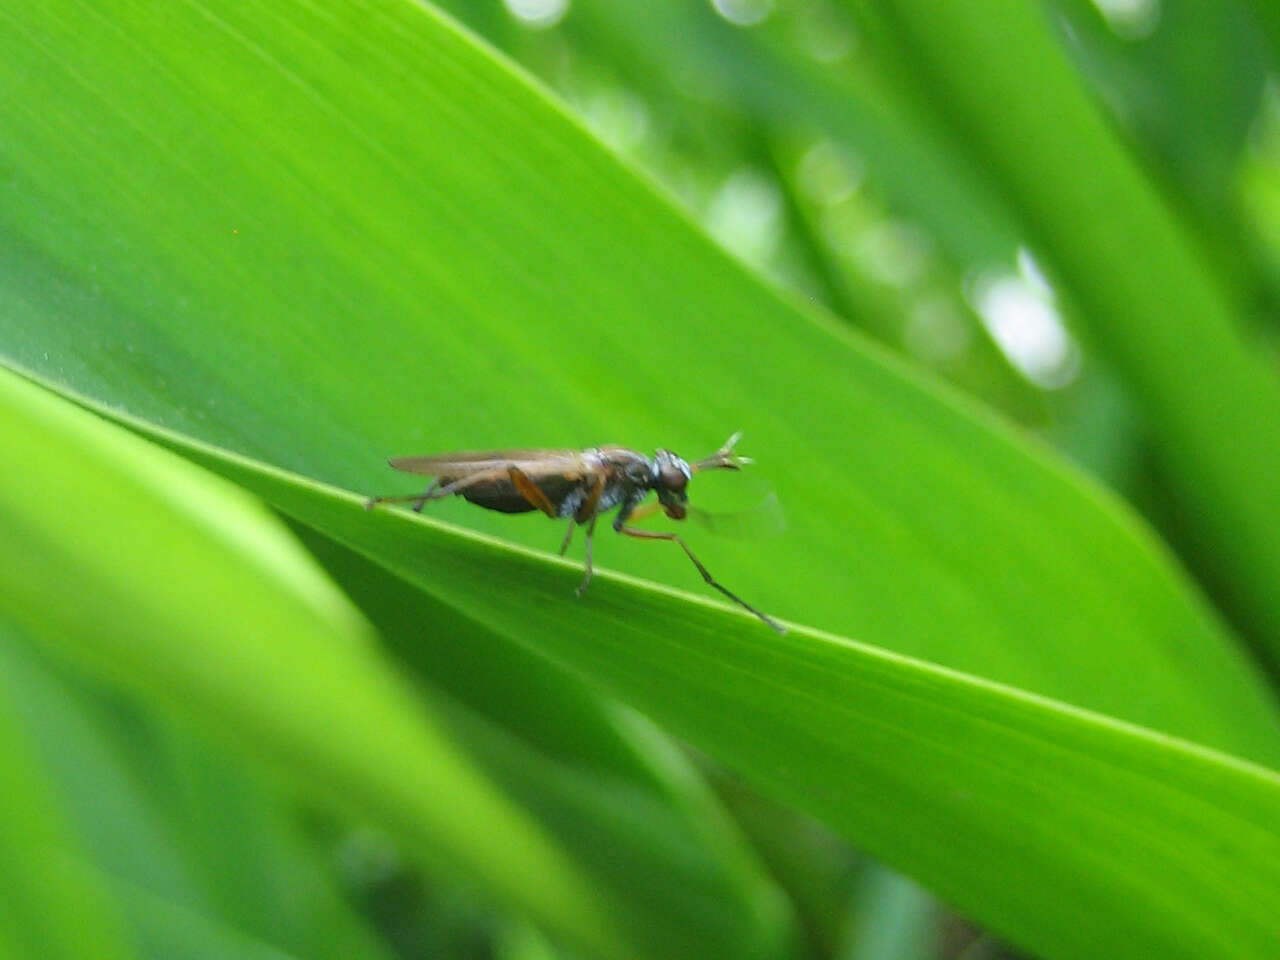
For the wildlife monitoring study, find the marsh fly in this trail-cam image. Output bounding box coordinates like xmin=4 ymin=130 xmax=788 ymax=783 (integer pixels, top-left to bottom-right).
xmin=365 ymin=432 xmax=785 ymax=633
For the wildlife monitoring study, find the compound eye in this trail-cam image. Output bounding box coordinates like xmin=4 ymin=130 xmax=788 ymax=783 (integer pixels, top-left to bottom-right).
xmin=660 ymin=466 xmax=688 ymax=492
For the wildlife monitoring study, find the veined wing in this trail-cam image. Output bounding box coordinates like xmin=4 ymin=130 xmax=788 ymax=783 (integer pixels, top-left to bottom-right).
xmin=387 ymin=448 xmax=587 ymax=478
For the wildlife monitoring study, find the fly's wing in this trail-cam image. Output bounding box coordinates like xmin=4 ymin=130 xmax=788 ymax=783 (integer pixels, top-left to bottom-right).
xmin=689 ymin=493 xmax=787 ymax=539
xmin=387 ymin=449 xmax=585 ymax=478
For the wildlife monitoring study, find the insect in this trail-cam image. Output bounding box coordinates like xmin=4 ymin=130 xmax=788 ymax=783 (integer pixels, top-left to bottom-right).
xmin=365 ymin=432 xmax=785 ymax=633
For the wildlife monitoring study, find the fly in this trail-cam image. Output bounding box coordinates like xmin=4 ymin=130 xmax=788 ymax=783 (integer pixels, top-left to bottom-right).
xmin=365 ymin=432 xmax=785 ymax=634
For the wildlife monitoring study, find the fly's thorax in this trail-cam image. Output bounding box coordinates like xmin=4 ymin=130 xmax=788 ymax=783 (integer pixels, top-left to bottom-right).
xmin=585 ymin=447 xmax=653 ymax=495
xmin=568 ymin=447 xmax=652 ymax=522
xmin=565 ymin=480 xmax=631 ymax=518
xmin=586 ymin=446 xmax=651 ymax=478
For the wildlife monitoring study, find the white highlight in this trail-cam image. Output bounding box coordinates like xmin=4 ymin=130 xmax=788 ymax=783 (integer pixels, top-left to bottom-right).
xmin=503 ymin=0 xmax=569 ymax=29
xmin=580 ymin=86 xmax=650 ymax=154
xmin=850 ymin=221 xmax=932 ymax=289
xmin=796 ymin=139 xmax=863 ymax=207
xmin=710 ymin=0 xmax=774 ymax=27
xmin=706 ymin=168 xmax=782 ymax=265
xmin=905 ymin=295 xmax=972 ymax=365
xmin=971 ymin=258 xmax=1080 ymax=389
xmin=1090 ymin=0 xmax=1160 ymax=39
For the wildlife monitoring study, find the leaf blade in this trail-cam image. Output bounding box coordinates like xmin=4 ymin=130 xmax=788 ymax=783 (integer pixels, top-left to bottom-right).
xmin=100 ymin=401 xmax=1280 ymax=960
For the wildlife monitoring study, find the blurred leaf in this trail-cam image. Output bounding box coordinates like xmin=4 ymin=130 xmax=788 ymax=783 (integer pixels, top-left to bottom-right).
xmin=158 ymin=734 xmax=397 ymax=960
xmin=861 ymin=0 xmax=1280 ymax=657
xmin=1049 ymin=0 xmax=1266 ymax=221
xmin=1047 ymin=0 xmax=1277 ymax=321
xmin=495 ymin=922 xmax=563 ymax=960
xmin=843 ymin=866 xmax=937 ymax=960
xmin=0 ymin=631 xmax=206 ymax=910
xmin=0 ymin=366 xmax=630 ymax=960
xmin=1236 ymin=0 xmax=1280 ymax=70
xmin=0 ymin=677 xmax=131 ymax=960
xmin=115 ymin=876 xmax=313 ymax=960
xmin=707 ymin=767 xmax=864 ymax=960
xmin=0 ymin=633 xmax=395 ymax=960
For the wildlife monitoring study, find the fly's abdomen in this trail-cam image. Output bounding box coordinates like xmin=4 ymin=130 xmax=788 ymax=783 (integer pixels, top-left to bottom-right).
xmin=446 ymin=474 xmax=583 ymax=515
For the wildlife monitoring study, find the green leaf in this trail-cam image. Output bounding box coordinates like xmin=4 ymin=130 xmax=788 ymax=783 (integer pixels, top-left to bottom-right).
xmin=844 ymin=866 xmax=937 ymax=960
xmin=0 ymin=0 xmax=1274 ymax=763
xmin=63 ymin=388 xmax=1280 ymax=960
xmin=0 ymin=365 xmax=629 ymax=960
xmin=114 ymin=875 xmax=318 ymax=960
xmin=289 ymin=521 xmax=798 ymax=960
xmin=0 ymin=679 xmax=131 ymax=960
xmin=862 ymin=0 xmax=1280 ymax=655
xmin=1049 ymin=0 xmax=1266 ymax=220
xmin=0 ymin=631 xmax=396 ymax=960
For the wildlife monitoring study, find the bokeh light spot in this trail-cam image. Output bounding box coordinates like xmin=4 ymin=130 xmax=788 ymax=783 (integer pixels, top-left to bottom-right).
xmin=1089 ymin=0 xmax=1160 ymax=40
xmin=850 ymin=221 xmax=932 ymax=289
xmin=797 ymin=139 xmax=863 ymax=207
xmin=705 ymin=168 xmax=782 ymax=265
xmin=503 ymin=0 xmax=569 ymax=30
xmin=970 ymin=264 xmax=1080 ymax=389
xmin=710 ymin=0 xmax=774 ymax=28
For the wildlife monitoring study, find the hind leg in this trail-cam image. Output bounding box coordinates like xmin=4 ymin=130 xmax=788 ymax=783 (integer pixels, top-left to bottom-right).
xmin=365 ymin=469 xmax=509 ymax=512
xmin=576 ymin=514 xmax=598 ymax=597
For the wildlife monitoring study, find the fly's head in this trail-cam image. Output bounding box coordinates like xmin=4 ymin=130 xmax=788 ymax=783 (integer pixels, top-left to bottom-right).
xmin=651 ymin=449 xmax=692 ymax=519
xmin=652 ymin=433 xmax=753 ymax=521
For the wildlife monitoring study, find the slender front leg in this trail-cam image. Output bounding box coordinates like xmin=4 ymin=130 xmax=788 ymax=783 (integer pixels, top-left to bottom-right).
xmin=576 ymin=513 xmax=598 ymax=597
xmin=622 ymin=500 xmax=661 ymax=525
xmin=617 ymin=526 xmax=785 ymax=634
xmin=559 ymin=518 xmax=576 ymax=555
xmin=568 ymin=473 xmax=606 ymax=590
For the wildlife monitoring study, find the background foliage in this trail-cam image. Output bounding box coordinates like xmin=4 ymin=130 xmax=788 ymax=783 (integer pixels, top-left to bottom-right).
xmin=3 ymin=1 xmax=1280 ymax=958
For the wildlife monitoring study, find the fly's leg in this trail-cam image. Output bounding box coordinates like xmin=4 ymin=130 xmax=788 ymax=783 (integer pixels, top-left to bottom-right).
xmin=617 ymin=525 xmax=785 ymax=634
xmin=411 ymin=479 xmax=441 ymax=512
xmin=365 ymin=469 xmax=507 ymax=512
xmin=365 ymin=479 xmax=440 ymax=511
xmin=567 ymin=473 xmax=607 ymax=593
xmin=576 ymin=513 xmax=598 ymax=597
xmin=508 ymin=466 xmax=559 ymax=517
xmin=580 ymin=477 xmax=605 ymax=519
xmin=559 ymin=518 xmax=576 ymax=555
xmin=623 ymin=501 xmax=661 ymax=524
xmin=570 ymin=474 xmax=608 ymax=594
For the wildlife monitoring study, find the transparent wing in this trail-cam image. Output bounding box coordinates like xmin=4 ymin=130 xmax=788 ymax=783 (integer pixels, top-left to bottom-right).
xmin=687 ymin=493 xmax=786 ymax=539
